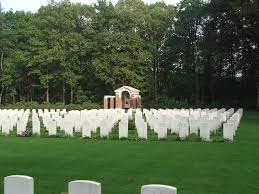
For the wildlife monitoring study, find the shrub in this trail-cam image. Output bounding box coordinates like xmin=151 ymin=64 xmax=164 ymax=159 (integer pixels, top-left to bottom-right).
xmin=0 ymin=101 xmax=101 ymax=110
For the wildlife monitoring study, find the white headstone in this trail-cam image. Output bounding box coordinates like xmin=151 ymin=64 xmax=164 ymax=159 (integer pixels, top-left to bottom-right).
xmin=100 ymin=120 xmax=109 ymax=138
xmin=223 ymin=123 xmax=234 ymax=141
xmin=141 ymin=184 xmax=177 ymax=194
xmin=119 ymin=120 xmax=128 ymax=139
xmin=199 ymin=122 xmax=210 ymax=141
xmin=32 ymin=120 xmax=40 ymax=135
xmin=82 ymin=121 xmax=92 ymax=138
xmin=48 ymin=121 xmax=57 ymax=136
xmin=75 ymin=119 xmax=82 ymax=133
xmin=2 ymin=120 xmax=10 ymax=135
xmin=68 ymin=180 xmax=101 ymax=194
xmin=64 ymin=119 xmax=74 ymax=136
xmin=189 ymin=120 xmax=198 ymax=135
xmin=4 ymin=175 xmax=34 ymax=194
xmin=157 ymin=126 xmax=167 ymax=140
xmin=179 ymin=122 xmax=189 ymax=139
xmin=137 ymin=121 xmax=147 ymax=139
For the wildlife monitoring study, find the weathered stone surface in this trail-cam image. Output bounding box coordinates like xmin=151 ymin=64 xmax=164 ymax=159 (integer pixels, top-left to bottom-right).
xmin=141 ymin=184 xmax=177 ymax=194
xmin=68 ymin=180 xmax=101 ymax=194
xmin=4 ymin=175 xmax=34 ymax=194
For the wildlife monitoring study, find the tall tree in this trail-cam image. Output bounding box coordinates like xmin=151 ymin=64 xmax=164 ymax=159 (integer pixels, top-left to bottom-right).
xmin=160 ymin=0 xmax=205 ymax=103
xmin=0 ymin=11 xmax=15 ymax=103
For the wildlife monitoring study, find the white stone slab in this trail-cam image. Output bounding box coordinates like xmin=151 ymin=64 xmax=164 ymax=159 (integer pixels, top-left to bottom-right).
xmin=223 ymin=123 xmax=234 ymax=141
xmin=48 ymin=121 xmax=57 ymax=136
xmin=179 ymin=122 xmax=189 ymax=139
xmin=82 ymin=120 xmax=92 ymax=138
xmin=119 ymin=120 xmax=128 ymax=139
xmin=75 ymin=119 xmax=82 ymax=132
xmin=2 ymin=120 xmax=10 ymax=135
xmin=32 ymin=120 xmax=40 ymax=135
xmin=100 ymin=120 xmax=109 ymax=138
xmin=199 ymin=122 xmax=210 ymax=141
xmin=68 ymin=180 xmax=101 ymax=194
xmin=137 ymin=121 xmax=147 ymax=139
xmin=189 ymin=120 xmax=198 ymax=135
xmin=4 ymin=175 xmax=34 ymax=194
xmin=157 ymin=123 xmax=167 ymax=140
xmin=141 ymin=184 xmax=177 ymax=194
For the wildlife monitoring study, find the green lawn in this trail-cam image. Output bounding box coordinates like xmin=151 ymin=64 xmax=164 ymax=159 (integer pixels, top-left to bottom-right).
xmin=0 ymin=111 xmax=258 ymax=194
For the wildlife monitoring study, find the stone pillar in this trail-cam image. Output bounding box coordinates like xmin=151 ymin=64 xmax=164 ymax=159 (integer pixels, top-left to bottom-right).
xmin=115 ymin=94 xmax=122 ymax=108
xmin=130 ymin=98 xmax=134 ymax=109
xmin=110 ymin=97 xmax=114 ymax=109
xmin=103 ymin=96 xmax=108 ymax=109
xmin=131 ymin=97 xmax=137 ymax=109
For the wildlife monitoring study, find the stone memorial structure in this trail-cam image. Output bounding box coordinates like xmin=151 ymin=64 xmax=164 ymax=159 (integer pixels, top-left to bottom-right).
xmin=104 ymin=86 xmax=141 ymax=109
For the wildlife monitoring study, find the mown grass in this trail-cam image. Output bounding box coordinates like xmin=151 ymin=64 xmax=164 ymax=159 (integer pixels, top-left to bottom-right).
xmin=0 ymin=111 xmax=258 ymax=194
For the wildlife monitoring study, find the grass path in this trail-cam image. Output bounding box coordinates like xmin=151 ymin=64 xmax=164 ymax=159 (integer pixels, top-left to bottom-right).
xmin=0 ymin=111 xmax=258 ymax=194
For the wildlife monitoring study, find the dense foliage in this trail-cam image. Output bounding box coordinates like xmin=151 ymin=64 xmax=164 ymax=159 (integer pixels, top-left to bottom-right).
xmin=0 ymin=0 xmax=257 ymax=108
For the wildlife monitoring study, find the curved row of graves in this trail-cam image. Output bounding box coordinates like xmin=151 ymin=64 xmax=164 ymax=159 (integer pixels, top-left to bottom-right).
xmin=0 ymin=108 xmax=243 ymax=141
xmin=4 ymin=175 xmax=177 ymax=194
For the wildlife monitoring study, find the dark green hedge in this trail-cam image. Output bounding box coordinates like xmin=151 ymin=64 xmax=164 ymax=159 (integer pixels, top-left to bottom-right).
xmin=0 ymin=101 xmax=102 ymax=110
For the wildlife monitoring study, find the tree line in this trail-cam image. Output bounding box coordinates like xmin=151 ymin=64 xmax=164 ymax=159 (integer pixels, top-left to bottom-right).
xmin=0 ymin=0 xmax=257 ymax=108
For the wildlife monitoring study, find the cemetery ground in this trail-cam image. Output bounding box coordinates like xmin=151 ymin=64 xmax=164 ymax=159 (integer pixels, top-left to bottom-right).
xmin=0 ymin=111 xmax=258 ymax=194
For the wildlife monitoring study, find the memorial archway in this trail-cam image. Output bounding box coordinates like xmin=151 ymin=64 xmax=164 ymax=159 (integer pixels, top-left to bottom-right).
xmin=104 ymin=86 xmax=141 ymax=109
xmin=122 ymin=91 xmax=130 ymax=109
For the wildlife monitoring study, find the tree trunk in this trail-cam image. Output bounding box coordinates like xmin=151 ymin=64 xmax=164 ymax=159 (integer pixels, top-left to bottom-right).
xmin=12 ymin=94 xmax=15 ymax=104
xmin=153 ymin=37 xmax=158 ymax=103
xmin=194 ymin=71 xmax=200 ymax=105
xmin=62 ymin=82 xmax=65 ymax=105
xmin=70 ymin=85 xmax=73 ymax=104
xmin=46 ymin=87 xmax=49 ymax=103
xmin=0 ymin=86 xmax=3 ymax=104
xmin=0 ymin=52 xmax=3 ymax=71
xmin=18 ymin=86 xmax=21 ymax=102
xmin=30 ymin=87 xmax=33 ymax=102
xmin=0 ymin=52 xmax=4 ymax=104
xmin=27 ymin=92 xmax=30 ymax=102
xmin=154 ymin=63 xmax=157 ymax=103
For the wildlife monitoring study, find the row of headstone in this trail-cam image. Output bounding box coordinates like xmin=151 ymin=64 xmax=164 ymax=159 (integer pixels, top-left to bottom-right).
xmin=0 ymin=109 xmax=26 ymax=135
xmin=143 ymin=108 xmax=241 ymax=141
xmin=4 ymin=175 xmax=177 ymax=194
xmin=0 ymin=108 xmax=243 ymax=141
xmin=37 ymin=108 xmax=129 ymax=138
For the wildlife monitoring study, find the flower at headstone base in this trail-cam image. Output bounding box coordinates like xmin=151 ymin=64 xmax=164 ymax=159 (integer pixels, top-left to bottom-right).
xmin=176 ymin=134 xmax=186 ymax=141
xmin=82 ymin=135 xmax=91 ymax=139
xmin=21 ymin=130 xmax=32 ymax=137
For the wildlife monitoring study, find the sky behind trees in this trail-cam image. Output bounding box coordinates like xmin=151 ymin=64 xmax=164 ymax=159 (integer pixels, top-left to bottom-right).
xmin=1 ymin=0 xmax=180 ymax=12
